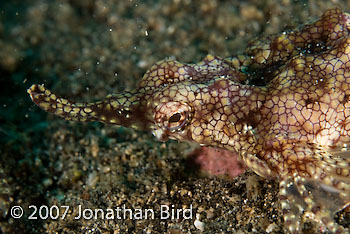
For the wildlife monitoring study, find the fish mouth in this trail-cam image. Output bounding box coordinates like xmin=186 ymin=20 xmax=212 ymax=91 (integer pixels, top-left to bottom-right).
xmin=152 ymin=128 xmax=168 ymax=142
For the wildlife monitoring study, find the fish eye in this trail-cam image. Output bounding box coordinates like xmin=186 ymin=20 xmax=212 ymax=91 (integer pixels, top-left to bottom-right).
xmin=166 ymin=111 xmax=188 ymax=131
xmin=168 ymin=112 xmax=182 ymax=123
xmin=154 ymin=102 xmax=192 ymax=132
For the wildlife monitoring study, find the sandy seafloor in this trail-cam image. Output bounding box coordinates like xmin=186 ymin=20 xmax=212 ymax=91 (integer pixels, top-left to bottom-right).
xmin=1 ymin=0 xmax=350 ymax=233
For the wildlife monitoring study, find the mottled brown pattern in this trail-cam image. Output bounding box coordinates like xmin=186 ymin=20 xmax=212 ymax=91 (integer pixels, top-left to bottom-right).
xmin=28 ymin=8 xmax=350 ymax=233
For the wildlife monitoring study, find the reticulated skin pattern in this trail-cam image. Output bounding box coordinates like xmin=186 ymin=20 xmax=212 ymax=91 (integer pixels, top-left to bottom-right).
xmin=28 ymin=8 xmax=350 ymax=234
